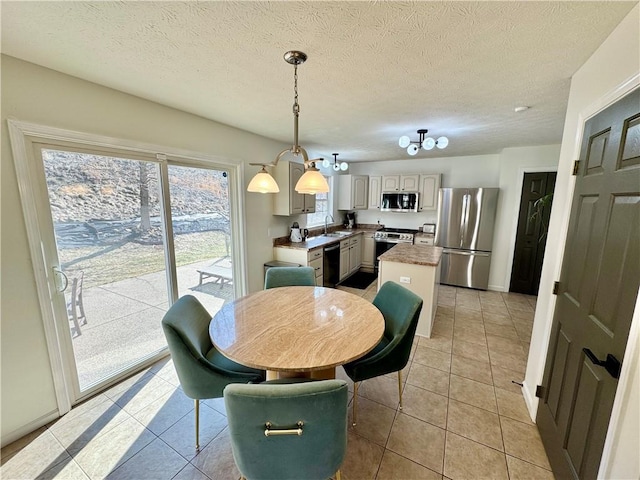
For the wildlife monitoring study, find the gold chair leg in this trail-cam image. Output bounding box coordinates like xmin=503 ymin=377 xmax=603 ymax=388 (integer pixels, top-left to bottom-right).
xmin=336 ymin=469 xmax=342 ymax=480
xmin=352 ymin=382 xmax=359 ymax=426
xmin=398 ymin=370 xmax=403 ymax=410
xmin=195 ymin=399 xmax=200 ymax=451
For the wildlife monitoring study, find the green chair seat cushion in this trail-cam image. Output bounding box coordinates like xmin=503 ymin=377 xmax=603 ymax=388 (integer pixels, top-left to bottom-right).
xmin=205 ymin=347 xmax=264 ymax=377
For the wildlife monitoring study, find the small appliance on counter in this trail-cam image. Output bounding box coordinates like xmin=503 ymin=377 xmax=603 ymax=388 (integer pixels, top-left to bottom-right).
xmin=345 ymin=212 xmax=357 ymax=229
xmin=290 ymin=222 xmax=303 ymax=243
xmin=422 ymin=223 xmax=436 ymax=234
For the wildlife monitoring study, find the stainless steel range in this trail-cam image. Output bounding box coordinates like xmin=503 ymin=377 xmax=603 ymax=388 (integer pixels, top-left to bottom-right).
xmin=374 ymin=228 xmax=418 ymax=272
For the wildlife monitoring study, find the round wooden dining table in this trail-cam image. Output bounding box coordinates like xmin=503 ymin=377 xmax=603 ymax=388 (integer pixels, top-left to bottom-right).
xmin=209 ymin=286 xmax=385 ymax=380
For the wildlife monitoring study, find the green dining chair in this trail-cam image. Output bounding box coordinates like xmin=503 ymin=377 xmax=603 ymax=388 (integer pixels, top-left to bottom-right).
xmin=161 ymin=295 xmax=265 ymax=451
xmin=264 ymin=266 xmax=316 ymax=289
xmin=343 ymin=281 xmax=423 ymax=426
xmin=224 ymin=379 xmax=348 ymax=480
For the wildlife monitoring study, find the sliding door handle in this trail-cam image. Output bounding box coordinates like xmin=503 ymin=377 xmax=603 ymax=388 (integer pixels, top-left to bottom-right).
xmin=582 ymin=348 xmax=621 ymax=379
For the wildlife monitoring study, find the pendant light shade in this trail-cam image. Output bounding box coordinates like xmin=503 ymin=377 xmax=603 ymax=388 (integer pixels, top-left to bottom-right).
xmin=247 ymin=166 xmax=279 ymax=193
xmin=295 ymin=164 xmax=330 ymax=194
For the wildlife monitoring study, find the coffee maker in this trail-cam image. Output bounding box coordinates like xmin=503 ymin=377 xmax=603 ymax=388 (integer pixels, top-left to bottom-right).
xmin=345 ymin=212 xmax=356 ymax=229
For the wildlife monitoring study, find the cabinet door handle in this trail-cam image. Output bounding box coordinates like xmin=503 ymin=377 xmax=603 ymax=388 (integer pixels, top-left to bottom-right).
xmin=582 ymin=348 xmax=621 ymax=379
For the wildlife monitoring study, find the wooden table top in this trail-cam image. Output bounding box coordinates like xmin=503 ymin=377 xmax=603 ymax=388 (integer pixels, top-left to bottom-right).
xmin=209 ymin=286 xmax=384 ymax=373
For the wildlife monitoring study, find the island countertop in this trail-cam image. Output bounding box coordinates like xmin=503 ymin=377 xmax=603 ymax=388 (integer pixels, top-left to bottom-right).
xmin=378 ymin=243 xmax=443 ymax=267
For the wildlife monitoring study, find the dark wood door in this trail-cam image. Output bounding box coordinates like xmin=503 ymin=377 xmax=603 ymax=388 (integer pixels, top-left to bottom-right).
xmin=537 ymin=87 xmax=640 ymax=480
xmin=510 ymin=172 xmax=556 ymax=295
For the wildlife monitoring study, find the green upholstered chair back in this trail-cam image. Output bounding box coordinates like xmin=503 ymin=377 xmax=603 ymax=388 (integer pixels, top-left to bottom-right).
xmin=161 ymin=295 xmax=263 ymax=400
xmin=264 ymin=266 xmax=316 ymax=289
xmin=344 ymin=281 xmax=423 ymax=382
xmin=224 ymin=380 xmax=348 ymax=480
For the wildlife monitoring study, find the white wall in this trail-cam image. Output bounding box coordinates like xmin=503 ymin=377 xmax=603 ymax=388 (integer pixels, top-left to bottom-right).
xmin=0 ymin=55 xmax=290 ymax=444
xmin=522 ymin=5 xmax=639 ymax=479
xmin=348 ymin=147 xmax=561 ymax=291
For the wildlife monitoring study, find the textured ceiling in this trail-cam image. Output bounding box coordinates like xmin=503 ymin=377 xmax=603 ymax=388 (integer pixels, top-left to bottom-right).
xmin=1 ymin=1 xmax=637 ymax=163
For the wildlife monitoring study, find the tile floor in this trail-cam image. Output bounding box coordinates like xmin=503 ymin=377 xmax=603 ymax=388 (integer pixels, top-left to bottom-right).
xmin=1 ymin=283 xmax=554 ymax=480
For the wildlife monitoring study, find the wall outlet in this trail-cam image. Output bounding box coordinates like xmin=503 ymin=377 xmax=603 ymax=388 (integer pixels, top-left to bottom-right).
xmin=400 ymin=276 xmax=411 ymax=284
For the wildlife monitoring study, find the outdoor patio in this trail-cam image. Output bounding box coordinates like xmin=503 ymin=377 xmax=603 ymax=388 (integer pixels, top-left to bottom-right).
xmin=70 ymin=258 xmax=233 ymax=390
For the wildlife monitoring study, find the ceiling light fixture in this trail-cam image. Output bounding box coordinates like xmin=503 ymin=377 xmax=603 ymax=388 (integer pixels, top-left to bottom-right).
xmin=322 ymin=153 xmax=349 ymax=171
xmin=398 ymin=129 xmax=449 ymax=156
xmin=247 ymin=51 xmax=329 ymax=195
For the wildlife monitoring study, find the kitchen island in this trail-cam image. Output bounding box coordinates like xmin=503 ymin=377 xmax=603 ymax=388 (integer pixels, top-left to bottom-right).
xmin=378 ymin=243 xmax=443 ymax=338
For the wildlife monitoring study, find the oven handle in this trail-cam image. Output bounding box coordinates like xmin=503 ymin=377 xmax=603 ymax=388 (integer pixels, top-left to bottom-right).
xmin=374 ymin=239 xmax=412 ymax=244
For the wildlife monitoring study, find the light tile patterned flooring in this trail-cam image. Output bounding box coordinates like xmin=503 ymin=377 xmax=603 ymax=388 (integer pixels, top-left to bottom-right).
xmin=1 ymin=283 xmax=554 ymax=480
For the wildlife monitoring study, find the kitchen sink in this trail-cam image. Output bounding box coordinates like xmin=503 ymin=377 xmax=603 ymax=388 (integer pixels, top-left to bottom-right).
xmin=323 ymin=233 xmax=347 ymax=238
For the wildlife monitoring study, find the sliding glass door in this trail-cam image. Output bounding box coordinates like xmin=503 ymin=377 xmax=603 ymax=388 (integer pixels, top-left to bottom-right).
xmin=39 ymin=146 xmax=234 ymax=395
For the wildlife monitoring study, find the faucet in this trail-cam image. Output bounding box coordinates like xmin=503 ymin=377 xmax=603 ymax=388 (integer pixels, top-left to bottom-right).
xmin=324 ymin=214 xmax=334 ymax=235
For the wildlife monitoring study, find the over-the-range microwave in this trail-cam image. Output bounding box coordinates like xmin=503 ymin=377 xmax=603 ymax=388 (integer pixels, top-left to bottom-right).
xmin=380 ymin=192 xmax=419 ymax=212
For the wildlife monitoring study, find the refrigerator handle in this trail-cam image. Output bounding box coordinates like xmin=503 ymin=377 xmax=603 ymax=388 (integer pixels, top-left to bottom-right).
xmin=460 ymin=193 xmax=469 ymax=248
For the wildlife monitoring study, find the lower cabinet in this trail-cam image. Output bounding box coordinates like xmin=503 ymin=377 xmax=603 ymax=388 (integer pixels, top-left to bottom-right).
xmin=361 ymin=232 xmax=375 ymax=271
xmin=339 ymin=234 xmax=362 ymax=281
xmin=274 ymin=246 xmax=324 ymax=286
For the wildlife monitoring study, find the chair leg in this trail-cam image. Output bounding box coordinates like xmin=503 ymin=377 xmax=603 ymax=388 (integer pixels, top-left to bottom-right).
xmin=352 ymin=382 xmax=359 ymax=426
xmin=195 ymin=399 xmax=200 ymax=451
xmin=398 ymin=370 xmax=403 ymax=410
xmin=336 ymin=469 xmax=342 ymax=480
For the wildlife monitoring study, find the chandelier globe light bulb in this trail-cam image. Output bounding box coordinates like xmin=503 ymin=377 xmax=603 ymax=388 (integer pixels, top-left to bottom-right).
xmin=398 ymin=136 xmax=411 ymax=148
xmin=407 ymin=144 xmax=419 ymax=156
xmin=436 ymin=136 xmax=449 ymax=149
xmin=422 ymin=137 xmax=436 ymax=150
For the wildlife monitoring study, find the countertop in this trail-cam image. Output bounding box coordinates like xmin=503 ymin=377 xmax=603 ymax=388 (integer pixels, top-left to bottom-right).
xmin=378 ymin=243 xmax=443 ymax=267
xmin=275 ymin=228 xmax=379 ymax=251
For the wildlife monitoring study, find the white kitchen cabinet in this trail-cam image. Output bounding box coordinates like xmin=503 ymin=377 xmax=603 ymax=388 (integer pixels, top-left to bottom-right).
xmin=415 ymin=235 xmax=435 ymax=246
xmin=361 ymin=232 xmax=376 ymax=271
xmin=349 ymin=234 xmax=362 ymax=274
xmin=274 ymin=246 xmax=323 ymax=286
xmin=418 ymin=174 xmax=441 ymax=211
xmin=272 ymin=160 xmax=316 ymax=216
xmin=382 ymin=174 xmax=420 ymax=192
xmin=339 ymin=241 xmax=350 ymax=280
xmin=368 ymin=176 xmax=381 ymax=209
xmin=339 ymin=234 xmax=362 ymax=280
xmin=337 ymin=175 xmax=368 ymax=210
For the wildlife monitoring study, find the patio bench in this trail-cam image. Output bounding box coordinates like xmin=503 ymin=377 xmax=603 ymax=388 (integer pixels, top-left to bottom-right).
xmin=197 ymin=257 xmax=233 ymax=288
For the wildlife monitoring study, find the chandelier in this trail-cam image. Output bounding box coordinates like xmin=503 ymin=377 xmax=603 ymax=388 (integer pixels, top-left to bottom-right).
xmin=398 ymin=129 xmax=449 ymax=156
xmin=247 ymin=51 xmax=329 ymax=195
xmin=322 ymin=153 xmax=349 ymax=171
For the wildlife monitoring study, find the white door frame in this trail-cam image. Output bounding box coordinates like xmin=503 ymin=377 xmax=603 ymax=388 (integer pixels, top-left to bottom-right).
xmin=8 ymin=119 xmax=248 ymax=413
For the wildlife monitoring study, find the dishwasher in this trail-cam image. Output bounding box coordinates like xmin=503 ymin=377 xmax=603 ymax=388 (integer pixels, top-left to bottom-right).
xmin=323 ymin=243 xmax=340 ymax=287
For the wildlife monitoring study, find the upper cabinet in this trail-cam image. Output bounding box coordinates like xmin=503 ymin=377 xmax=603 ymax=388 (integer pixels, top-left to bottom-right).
xmin=338 ymin=175 xmax=369 ymax=210
xmin=368 ymin=176 xmax=381 ymax=209
xmin=382 ymin=174 xmax=420 ymax=192
xmin=272 ymin=160 xmax=316 ymax=216
xmin=418 ymin=174 xmax=441 ymax=211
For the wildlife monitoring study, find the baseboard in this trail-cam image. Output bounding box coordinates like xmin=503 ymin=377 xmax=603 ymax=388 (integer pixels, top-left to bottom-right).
xmin=488 ymin=284 xmax=507 ymax=292
xmin=522 ymin=380 xmax=539 ymax=422
xmin=1 ymin=409 xmax=60 ymax=448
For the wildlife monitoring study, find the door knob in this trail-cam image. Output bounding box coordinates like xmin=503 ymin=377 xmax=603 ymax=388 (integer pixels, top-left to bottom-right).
xmin=582 ymin=348 xmax=621 ymax=379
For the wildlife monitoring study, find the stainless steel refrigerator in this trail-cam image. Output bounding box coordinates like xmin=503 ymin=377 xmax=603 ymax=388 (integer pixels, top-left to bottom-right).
xmin=435 ymin=188 xmax=499 ymax=290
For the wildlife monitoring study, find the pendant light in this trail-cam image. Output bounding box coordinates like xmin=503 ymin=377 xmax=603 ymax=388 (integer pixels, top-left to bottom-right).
xmin=248 ymin=51 xmax=329 ymax=195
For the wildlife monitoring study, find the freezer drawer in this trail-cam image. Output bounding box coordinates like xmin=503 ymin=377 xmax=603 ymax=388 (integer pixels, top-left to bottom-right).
xmin=440 ymin=249 xmax=491 ymax=290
